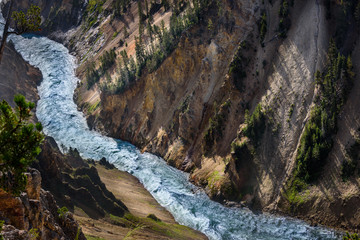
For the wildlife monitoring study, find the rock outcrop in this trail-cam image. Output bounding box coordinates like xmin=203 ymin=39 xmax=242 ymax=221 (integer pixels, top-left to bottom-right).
xmin=0 ymin=169 xmax=86 ymax=240
xmin=34 ymin=137 xmax=128 ymax=220
xmin=0 ymin=41 xmax=42 ymax=108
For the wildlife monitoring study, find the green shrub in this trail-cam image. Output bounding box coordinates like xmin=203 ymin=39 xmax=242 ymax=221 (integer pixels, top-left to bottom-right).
xmin=243 ymin=104 xmax=266 ymax=145
xmin=343 ymin=232 xmax=359 ymax=240
xmin=57 ymin=206 xmax=69 ymax=219
xmin=288 ymin=103 xmax=294 ymax=118
xmin=259 ymin=12 xmax=267 ymax=44
xmin=29 ymin=228 xmax=39 ymax=240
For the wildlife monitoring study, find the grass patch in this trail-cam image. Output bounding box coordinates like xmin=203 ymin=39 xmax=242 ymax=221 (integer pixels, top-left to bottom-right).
xmin=88 ymin=101 xmax=100 ymax=114
xmin=107 ymin=213 xmax=201 ymax=239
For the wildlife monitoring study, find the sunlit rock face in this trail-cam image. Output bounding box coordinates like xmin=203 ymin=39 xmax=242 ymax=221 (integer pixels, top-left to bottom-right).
xmin=0 ymin=169 xmax=86 ymax=240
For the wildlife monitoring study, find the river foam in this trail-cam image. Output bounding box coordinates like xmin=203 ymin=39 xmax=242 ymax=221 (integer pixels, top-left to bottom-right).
xmin=2 ymin=18 xmax=340 ymax=240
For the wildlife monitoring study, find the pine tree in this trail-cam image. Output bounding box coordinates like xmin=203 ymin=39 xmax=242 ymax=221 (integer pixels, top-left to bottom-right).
xmin=147 ymin=20 xmax=153 ymax=42
xmin=123 ymin=26 xmax=129 ymax=39
xmin=161 ymin=0 xmax=170 ymax=11
xmin=0 ymin=95 xmax=44 ymax=195
xmin=0 ymin=2 xmax=41 ymax=63
xmin=138 ymin=0 xmax=144 ymax=23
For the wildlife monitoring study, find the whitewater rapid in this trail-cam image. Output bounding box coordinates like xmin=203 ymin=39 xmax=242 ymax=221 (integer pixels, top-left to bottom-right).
xmin=5 ymin=30 xmax=340 ymax=240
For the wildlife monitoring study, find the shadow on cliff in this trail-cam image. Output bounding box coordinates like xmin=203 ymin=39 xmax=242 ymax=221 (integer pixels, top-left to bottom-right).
xmin=34 ymin=137 xmax=128 ymax=220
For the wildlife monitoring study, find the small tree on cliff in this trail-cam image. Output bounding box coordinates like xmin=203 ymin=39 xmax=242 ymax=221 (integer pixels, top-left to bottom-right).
xmin=0 ymin=1 xmax=41 ymax=63
xmin=0 ymin=95 xmax=44 ymax=195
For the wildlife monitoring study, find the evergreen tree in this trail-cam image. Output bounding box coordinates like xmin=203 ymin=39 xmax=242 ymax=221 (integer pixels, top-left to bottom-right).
xmin=0 ymin=2 xmax=41 ymax=63
xmin=123 ymin=26 xmax=129 ymax=38
xmin=138 ymin=0 xmax=145 ymax=23
xmin=135 ymin=36 xmax=145 ymax=68
xmin=147 ymin=20 xmax=153 ymax=42
xmin=0 ymin=95 xmax=44 ymax=195
xmin=145 ymin=0 xmax=149 ymax=18
xmin=161 ymin=0 xmax=170 ymax=11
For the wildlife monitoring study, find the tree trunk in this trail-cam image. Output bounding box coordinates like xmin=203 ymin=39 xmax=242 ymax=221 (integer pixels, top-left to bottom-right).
xmin=0 ymin=0 xmax=13 ymax=64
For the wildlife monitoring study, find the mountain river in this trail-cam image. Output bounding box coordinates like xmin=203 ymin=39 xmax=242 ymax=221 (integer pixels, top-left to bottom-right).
xmin=1 ymin=9 xmax=342 ymax=240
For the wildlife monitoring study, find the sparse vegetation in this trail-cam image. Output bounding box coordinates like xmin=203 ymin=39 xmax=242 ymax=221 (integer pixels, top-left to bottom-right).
xmin=278 ymin=0 xmax=291 ymax=38
xmin=287 ymin=40 xmax=355 ymax=203
xmin=259 ymin=12 xmax=267 ymax=45
xmin=203 ymin=100 xmax=231 ymax=154
xmin=85 ymin=61 xmax=100 ymax=89
xmin=108 ymin=212 xmax=199 ymax=239
xmin=86 ymin=49 xmax=117 ymax=89
xmin=113 ymin=0 xmax=132 ymax=17
xmin=103 ymin=0 xmax=218 ymax=93
xmin=288 ymin=103 xmax=294 ymax=118
xmin=343 ymin=232 xmax=359 ymax=240
xmin=57 ymin=206 xmax=69 ymax=219
xmin=0 ymin=4 xmax=41 ymax=63
xmin=99 ymin=48 xmax=117 ymax=74
xmin=178 ymin=96 xmax=191 ymax=114
xmin=243 ymin=104 xmax=266 ymax=145
xmin=229 ymin=41 xmax=248 ymax=91
xmin=29 ymin=228 xmax=39 ymax=240
xmin=84 ymin=0 xmax=105 ymax=29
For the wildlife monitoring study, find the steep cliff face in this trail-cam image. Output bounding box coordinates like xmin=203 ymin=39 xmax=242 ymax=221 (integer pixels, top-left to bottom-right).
xmin=35 ymin=137 xmax=128 ymax=220
xmin=0 ymin=169 xmax=86 ymax=240
xmin=9 ymin=0 xmax=86 ymax=37
xmin=70 ymin=0 xmax=360 ymax=233
xmin=0 ymin=42 xmax=42 ymax=108
xmin=14 ymin=0 xmax=352 ymax=234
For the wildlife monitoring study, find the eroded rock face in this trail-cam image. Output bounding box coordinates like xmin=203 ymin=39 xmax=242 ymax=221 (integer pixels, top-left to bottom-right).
xmin=74 ymin=0 xmax=360 ymax=233
xmin=1 ymin=225 xmax=29 ymax=240
xmin=0 ymin=42 xmax=42 ymax=109
xmin=0 ymin=169 xmax=86 ymax=240
xmin=7 ymin=0 xmax=86 ymax=36
xmin=35 ymin=137 xmax=128 ymax=219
